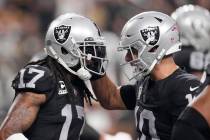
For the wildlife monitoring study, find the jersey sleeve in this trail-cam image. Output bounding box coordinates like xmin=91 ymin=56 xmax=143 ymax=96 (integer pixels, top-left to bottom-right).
xmin=120 ymin=84 xmax=136 ymax=110
xmin=12 ymin=65 xmax=56 ymax=99
xmin=170 ymin=76 xmax=201 ymax=123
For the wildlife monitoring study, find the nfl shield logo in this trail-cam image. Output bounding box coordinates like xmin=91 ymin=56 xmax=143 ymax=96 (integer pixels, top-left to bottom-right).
xmin=54 ymin=25 xmax=71 ymax=44
xmin=140 ymin=26 xmax=160 ymax=45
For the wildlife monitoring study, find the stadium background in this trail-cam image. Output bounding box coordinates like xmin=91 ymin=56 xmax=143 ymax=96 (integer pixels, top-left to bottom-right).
xmin=0 ymin=0 xmax=210 ymax=139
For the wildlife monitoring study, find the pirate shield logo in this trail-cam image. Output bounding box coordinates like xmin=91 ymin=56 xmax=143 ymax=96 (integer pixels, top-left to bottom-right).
xmin=54 ymin=25 xmax=71 ymax=44
xmin=140 ymin=26 xmax=160 ymax=45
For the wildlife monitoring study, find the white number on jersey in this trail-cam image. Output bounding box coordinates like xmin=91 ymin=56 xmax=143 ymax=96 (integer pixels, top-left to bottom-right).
xmin=18 ymin=67 xmax=45 ymax=88
xmin=135 ymin=107 xmax=160 ymax=140
xmin=59 ymin=104 xmax=85 ymax=140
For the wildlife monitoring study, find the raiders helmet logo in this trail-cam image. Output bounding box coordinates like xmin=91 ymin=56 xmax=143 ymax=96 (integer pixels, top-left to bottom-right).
xmin=54 ymin=25 xmax=71 ymax=44
xmin=140 ymin=26 xmax=160 ymax=45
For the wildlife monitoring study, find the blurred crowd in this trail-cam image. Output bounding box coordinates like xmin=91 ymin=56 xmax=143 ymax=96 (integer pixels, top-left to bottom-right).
xmin=0 ymin=0 xmax=210 ymax=139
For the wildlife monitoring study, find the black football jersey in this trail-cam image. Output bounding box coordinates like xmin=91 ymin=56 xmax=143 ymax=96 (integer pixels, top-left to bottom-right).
xmin=120 ymin=68 xmax=201 ymax=140
xmin=12 ymin=57 xmax=85 ymax=140
xmin=173 ymin=47 xmax=210 ymax=73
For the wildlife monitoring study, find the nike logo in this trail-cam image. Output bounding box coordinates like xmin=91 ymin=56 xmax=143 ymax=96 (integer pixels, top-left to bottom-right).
xmin=189 ymin=86 xmax=199 ymax=92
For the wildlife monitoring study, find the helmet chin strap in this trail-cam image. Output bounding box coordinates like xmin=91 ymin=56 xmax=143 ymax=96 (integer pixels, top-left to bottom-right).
xmin=48 ymin=46 xmax=92 ymax=81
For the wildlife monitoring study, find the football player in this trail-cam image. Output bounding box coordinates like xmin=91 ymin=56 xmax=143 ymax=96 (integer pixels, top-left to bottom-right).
xmin=0 ymin=13 xmax=108 ymax=140
xmin=171 ymin=64 xmax=210 ymax=140
xmin=90 ymin=11 xmax=202 ymax=140
xmin=172 ymin=5 xmax=210 ymax=79
xmin=170 ymin=5 xmax=210 ymax=140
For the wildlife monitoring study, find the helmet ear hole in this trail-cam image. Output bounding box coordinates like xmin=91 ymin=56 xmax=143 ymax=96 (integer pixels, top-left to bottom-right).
xmin=61 ymin=47 xmax=68 ymax=55
xmin=47 ymin=40 xmax=52 ymax=46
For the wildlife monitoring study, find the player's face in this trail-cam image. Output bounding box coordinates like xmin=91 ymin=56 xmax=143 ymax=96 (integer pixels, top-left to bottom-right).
xmin=125 ymin=47 xmax=138 ymax=66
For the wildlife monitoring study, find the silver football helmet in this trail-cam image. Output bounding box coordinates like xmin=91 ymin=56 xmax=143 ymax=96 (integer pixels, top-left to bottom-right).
xmin=119 ymin=11 xmax=181 ymax=80
xmin=171 ymin=5 xmax=210 ymax=51
xmin=45 ymin=13 xmax=108 ymax=80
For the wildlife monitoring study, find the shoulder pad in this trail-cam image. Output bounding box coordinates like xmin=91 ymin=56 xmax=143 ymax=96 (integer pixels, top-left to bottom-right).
xmin=12 ymin=65 xmax=55 ymax=94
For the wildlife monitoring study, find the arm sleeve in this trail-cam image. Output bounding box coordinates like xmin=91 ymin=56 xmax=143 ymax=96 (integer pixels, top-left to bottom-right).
xmin=12 ymin=65 xmax=55 ymax=101
xmin=171 ymin=107 xmax=210 ymax=140
xmin=170 ymin=77 xmax=201 ymax=123
xmin=120 ymin=85 xmax=136 ymax=110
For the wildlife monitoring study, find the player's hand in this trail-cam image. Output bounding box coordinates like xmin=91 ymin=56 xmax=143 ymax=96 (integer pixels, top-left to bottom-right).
xmin=90 ymin=72 xmax=106 ymax=81
xmin=89 ymin=63 xmax=106 ymax=81
xmin=83 ymin=56 xmax=106 ymax=81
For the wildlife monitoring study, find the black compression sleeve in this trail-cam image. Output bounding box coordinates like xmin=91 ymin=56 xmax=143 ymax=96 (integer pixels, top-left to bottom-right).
xmin=80 ymin=124 xmax=100 ymax=140
xmin=171 ymin=120 xmax=206 ymax=140
xmin=171 ymin=107 xmax=210 ymax=140
xmin=120 ymin=85 xmax=136 ymax=110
